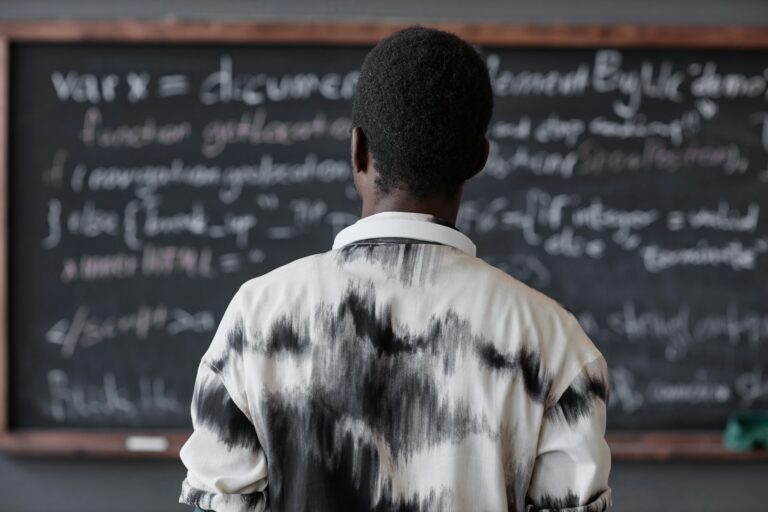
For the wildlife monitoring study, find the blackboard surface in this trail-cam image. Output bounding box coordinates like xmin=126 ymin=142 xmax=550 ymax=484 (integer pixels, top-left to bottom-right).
xmin=7 ymin=41 xmax=768 ymax=434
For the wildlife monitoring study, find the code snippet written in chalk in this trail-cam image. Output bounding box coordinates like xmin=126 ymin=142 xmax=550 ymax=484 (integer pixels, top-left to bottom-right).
xmin=8 ymin=43 xmax=768 ymax=430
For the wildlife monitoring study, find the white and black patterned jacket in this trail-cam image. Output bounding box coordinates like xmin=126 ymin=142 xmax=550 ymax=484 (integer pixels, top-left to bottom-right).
xmin=179 ymin=211 xmax=612 ymax=512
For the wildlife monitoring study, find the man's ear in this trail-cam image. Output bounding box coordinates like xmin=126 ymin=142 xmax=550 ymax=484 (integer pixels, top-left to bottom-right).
xmin=468 ymin=138 xmax=490 ymax=179
xmin=351 ymin=127 xmax=369 ymax=174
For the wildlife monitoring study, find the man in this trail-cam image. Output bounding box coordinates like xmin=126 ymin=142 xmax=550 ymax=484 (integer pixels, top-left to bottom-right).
xmin=179 ymin=26 xmax=611 ymax=512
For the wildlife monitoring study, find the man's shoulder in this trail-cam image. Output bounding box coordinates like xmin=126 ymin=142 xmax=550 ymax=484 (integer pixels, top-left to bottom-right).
xmin=231 ymin=251 xmax=336 ymax=312
xmin=465 ymin=255 xmax=603 ymax=372
xmin=462 ymin=254 xmax=569 ymax=317
xmin=241 ymin=251 xmax=331 ymax=286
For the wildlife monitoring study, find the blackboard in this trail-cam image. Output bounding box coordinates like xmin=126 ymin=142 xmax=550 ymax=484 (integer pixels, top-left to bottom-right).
xmin=1 ymin=22 xmax=767 ymax=458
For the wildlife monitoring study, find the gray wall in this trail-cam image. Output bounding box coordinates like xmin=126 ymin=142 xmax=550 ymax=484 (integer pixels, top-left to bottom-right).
xmin=1 ymin=457 xmax=767 ymax=512
xmin=0 ymin=0 xmax=767 ymax=24
xmin=2 ymin=1 xmax=768 ymax=511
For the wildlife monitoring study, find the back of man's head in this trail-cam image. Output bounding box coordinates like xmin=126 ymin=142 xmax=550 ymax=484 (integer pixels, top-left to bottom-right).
xmin=352 ymin=26 xmax=493 ymax=199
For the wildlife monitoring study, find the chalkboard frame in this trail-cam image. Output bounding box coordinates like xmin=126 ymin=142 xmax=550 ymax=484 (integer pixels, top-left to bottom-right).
xmin=1 ymin=20 xmax=768 ymax=459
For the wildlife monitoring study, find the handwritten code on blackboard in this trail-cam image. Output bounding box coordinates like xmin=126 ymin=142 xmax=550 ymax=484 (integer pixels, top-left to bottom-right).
xmin=8 ymin=43 xmax=768 ymax=431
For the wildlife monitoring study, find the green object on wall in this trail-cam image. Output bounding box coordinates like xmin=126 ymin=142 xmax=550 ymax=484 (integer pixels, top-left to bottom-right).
xmin=723 ymin=412 xmax=768 ymax=452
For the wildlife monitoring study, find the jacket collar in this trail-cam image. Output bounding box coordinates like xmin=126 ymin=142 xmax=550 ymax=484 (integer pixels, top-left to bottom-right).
xmin=332 ymin=211 xmax=476 ymax=256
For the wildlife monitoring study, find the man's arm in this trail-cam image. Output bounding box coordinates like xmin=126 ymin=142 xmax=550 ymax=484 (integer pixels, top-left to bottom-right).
xmin=178 ymin=289 xmax=269 ymax=512
xmin=526 ymin=356 xmax=612 ymax=512
xmin=179 ymin=361 xmax=268 ymax=512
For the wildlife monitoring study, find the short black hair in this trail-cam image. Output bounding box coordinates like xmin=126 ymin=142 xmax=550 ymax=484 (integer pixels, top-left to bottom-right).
xmin=352 ymin=26 xmax=493 ymax=199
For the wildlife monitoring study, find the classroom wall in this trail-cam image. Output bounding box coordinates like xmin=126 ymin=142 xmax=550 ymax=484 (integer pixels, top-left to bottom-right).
xmin=0 ymin=0 xmax=767 ymax=24
xmin=2 ymin=1 xmax=767 ymax=511
xmin=0 ymin=457 xmax=766 ymax=512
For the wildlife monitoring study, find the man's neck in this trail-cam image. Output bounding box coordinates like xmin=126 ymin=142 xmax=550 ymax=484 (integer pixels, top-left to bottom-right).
xmin=361 ymin=192 xmax=461 ymax=225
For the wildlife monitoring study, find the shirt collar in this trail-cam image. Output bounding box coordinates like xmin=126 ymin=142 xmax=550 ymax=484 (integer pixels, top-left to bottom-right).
xmin=332 ymin=211 xmax=477 ymax=257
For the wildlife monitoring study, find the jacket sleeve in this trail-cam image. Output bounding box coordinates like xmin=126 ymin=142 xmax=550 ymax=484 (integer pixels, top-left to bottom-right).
xmin=179 ymin=290 xmax=269 ymax=512
xmin=526 ymin=356 xmax=612 ymax=512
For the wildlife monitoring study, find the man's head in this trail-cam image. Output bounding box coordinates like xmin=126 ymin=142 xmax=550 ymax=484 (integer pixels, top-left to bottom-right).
xmin=351 ymin=26 xmax=493 ymax=218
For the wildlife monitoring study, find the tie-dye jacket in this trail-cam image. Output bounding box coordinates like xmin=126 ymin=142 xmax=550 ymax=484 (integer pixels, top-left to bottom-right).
xmin=179 ymin=211 xmax=612 ymax=512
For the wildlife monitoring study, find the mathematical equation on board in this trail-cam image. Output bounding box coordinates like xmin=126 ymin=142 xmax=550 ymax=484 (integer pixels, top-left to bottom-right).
xmin=10 ymin=45 xmax=768 ymax=429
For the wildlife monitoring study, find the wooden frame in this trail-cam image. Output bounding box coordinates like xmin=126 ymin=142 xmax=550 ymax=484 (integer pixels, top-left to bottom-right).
xmin=0 ymin=38 xmax=7 ymax=447
xmin=0 ymin=20 xmax=767 ymax=459
xmin=0 ymin=21 xmax=767 ymax=47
